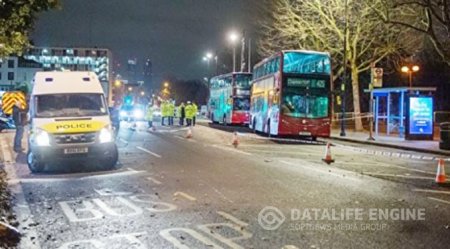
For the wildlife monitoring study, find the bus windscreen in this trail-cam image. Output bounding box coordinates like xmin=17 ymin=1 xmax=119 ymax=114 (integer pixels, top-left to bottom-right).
xmin=283 ymin=52 xmax=331 ymax=74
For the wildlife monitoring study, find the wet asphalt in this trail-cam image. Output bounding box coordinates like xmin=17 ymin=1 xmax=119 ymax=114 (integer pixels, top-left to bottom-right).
xmin=0 ymin=119 xmax=449 ymax=249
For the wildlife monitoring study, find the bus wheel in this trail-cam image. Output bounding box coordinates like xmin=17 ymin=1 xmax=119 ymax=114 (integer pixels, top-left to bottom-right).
xmin=266 ymin=121 xmax=271 ymax=138
xmin=253 ymin=119 xmax=257 ymax=133
xmin=27 ymin=151 xmax=45 ymax=173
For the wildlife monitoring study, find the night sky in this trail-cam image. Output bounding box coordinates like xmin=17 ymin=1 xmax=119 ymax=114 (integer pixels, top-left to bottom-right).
xmin=31 ymin=0 xmax=261 ymax=85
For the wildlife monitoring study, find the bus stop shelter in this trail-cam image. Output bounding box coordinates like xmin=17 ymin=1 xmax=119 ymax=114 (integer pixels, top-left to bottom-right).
xmin=368 ymin=87 xmax=436 ymax=140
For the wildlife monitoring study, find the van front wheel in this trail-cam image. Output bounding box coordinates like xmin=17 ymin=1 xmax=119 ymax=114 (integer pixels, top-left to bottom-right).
xmin=27 ymin=151 xmax=45 ymax=173
xmin=102 ymin=147 xmax=119 ymax=170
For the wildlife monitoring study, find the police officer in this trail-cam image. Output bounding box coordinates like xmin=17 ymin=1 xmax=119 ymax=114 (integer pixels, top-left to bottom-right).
xmin=145 ymin=103 xmax=154 ymax=128
xmin=161 ymin=101 xmax=168 ymax=126
xmin=178 ymin=102 xmax=185 ymax=126
xmin=12 ymin=101 xmax=26 ymax=152
xmin=185 ymin=101 xmax=193 ymax=126
xmin=192 ymin=102 xmax=198 ymax=126
xmin=168 ymin=100 xmax=175 ymax=126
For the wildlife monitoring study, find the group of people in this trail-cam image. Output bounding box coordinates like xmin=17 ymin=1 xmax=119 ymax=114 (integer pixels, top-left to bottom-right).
xmin=145 ymin=100 xmax=198 ymax=128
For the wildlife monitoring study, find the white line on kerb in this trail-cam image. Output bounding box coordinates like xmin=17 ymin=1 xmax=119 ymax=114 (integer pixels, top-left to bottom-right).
xmin=217 ymin=211 xmax=248 ymax=227
xmin=147 ymin=176 xmax=162 ymax=185
xmin=136 ymin=146 xmax=162 ymax=158
xmin=413 ymin=189 xmax=450 ymax=195
xmin=427 ymin=197 xmax=450 ymax=205
xmin=174 ymin=191 xmax=197 ymax=201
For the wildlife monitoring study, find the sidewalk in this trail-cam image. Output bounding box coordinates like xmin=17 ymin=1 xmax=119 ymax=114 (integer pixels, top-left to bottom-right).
xmin=329 ymin=129 xmax=450 ymax=156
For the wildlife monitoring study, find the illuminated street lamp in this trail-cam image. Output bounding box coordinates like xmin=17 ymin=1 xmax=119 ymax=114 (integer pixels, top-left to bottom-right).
xmin=114 ymin=80 xmax=121 ymax=87
xmin=140 ymin=91 xmax=145 ymax=96
xmin=401 ymin=65 xmax=420 ymax=88
xmin=128 ymin=86 xmax=133 ymax=92
xmin=163 ymin=82 xmax=169 ymax=88
xmin=228 ymin=30 xmax=239 ymax=72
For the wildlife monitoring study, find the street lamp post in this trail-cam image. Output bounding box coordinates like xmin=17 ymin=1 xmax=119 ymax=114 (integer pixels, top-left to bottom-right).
xmin=340 ymin=0 xmax=348 ymax=137
xmin=401 ymin=65 xmax=420 ymax=88
xmin=228 ymin=31 xmax=239 ymax=72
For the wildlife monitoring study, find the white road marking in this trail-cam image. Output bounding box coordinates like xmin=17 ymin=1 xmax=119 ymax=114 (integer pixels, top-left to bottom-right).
xmin=136 ymin=146 xmax=162 ymax=158
xmin=197 ymin=223 xmax=252 ymax=249
xmin=413 ymin=189 xmax=450 ymax=195
xmin=0 ymin=136 xmax=41 ymax=249
xmin=94 ymin=188 xmax=132 ymax=196
xmin=118 ymin=137 xmax=128 ymax=144
xmin=160 ymin=228 xmax=224 ymax=249
xmin=341 ymin=161 xmax=434 ymax=175
xmin=427 ymin=197 xmax=450 ymax=205
xmin=280 ymin=160 xmax=361 ymax=182
xmin=212 ymin=187 xmax=234 ymax=203
xmin=146 ymin=176 xmax=162 ymax=185
xmin=217 ymin=211 xmax=248 ymax=227
xmin=174 ymin=191 xmax=197 ymax=201
xmin=362 ymin=172 xmax=443 ymax=181
xmin=281 ymin=246 xmax=299 ymax=249
xmin=212 ymin=144 xmax=252 ymax=156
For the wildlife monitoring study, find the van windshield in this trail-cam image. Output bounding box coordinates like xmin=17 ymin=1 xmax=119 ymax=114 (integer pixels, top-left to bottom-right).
xmin=35 ymin=93 xmax=107 ymax=118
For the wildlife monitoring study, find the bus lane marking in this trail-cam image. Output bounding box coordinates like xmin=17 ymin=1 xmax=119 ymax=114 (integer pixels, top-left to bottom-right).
xmin=160 ymin=228 xmax=225 ymax=249
xmin=58 ymin=232 xmax=147 ymax=249
xmin=217 ymin=211 xmax=248 ymax=227
xmin=136 ymin=146 xmax=162 ymax=158
xmin=413 ymin=189 xmax=450 ymax=195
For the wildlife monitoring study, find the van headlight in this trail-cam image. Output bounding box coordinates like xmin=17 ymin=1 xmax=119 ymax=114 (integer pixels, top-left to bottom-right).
xmin=133 ymin=109 xmax=144 ymax=119
xmin=99 ymin=128 xmax=113 ymax=143
xmin=35 ymin=130 xmax=50 ymax=146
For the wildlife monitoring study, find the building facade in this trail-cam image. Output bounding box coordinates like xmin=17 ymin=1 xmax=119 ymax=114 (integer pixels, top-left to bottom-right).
xmin=0 ymin=57 xmax=43 ymax=91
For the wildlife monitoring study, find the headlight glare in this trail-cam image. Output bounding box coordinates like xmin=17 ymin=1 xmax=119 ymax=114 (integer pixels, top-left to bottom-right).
xmin=99 ymin=128 xmax=113 ymax=143
xmin=35 ymin=130 xmax=50 ymax=146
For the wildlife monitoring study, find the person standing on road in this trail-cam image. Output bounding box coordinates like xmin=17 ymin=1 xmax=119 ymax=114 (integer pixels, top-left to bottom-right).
xmin=179 ymin=102 xmax=185 ymax=126
xmin=185 ymin=101 xmax=193 ymax=126
xmin=12 ymin=101 xmax=26 ymax=152
xmin=168 ymin=100 xmax=175 ymax=126
xmin=161 ymin=101 xmax=168 ymax=126
xmin=192 ymin=102 xmax=198 ymax=126
xmin=110 ymin=103 xmax=121 ymax=137
xmin=145 ymin=103 xmax=154 ymax=129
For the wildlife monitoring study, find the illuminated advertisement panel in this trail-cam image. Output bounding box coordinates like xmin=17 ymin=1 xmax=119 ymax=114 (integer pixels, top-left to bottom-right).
xmin=409 ymin=96 xmax=433 ymax=135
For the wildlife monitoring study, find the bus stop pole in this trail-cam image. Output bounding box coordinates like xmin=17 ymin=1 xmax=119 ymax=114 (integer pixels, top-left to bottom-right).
xmin=368 ymin=88 xmax=375 ymax=141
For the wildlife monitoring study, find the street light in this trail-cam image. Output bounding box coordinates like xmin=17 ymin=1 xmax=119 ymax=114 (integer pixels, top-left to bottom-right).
xmin=228 ymin=31 xmax=239 ymax=72
xmin=140 ymin=91 xmax=145 ymax=96
xmin=128 ymin=86 xmax=133 ymax=91
xmin=164 ymin=82 xmax=169 ymax=88
xmin=401 ymin=65 xmax=420 ymax=88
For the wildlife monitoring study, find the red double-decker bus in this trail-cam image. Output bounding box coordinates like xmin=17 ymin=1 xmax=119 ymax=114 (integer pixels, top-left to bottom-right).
xmin=208 ymin=72 xmax=252 ymax=125
xmin=249 ymin=50 xmax=332 ymax=139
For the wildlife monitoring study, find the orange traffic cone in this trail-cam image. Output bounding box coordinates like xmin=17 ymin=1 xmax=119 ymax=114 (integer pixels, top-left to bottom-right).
xmin=186 ymin=128 xmax=193 ymax=139
xmin=232 ymin=132 xmax=239 ymax=148
xmin=322 ymin=142 xmax=335 ymax=164
xmin=435 ymin=159 xmax=447 ymax=184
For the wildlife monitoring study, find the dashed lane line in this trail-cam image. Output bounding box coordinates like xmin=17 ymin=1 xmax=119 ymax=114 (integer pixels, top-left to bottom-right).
xmin=146 ymin=176 xmax=162 ymax=185
xmin=136 ymin=146 xmax=162 ymax=158
xmin=427 ymin=197 xmax=450 ymax=205
xmin=211 ymin=144 xmax=252 ymax=156
xmin=413 ymin=189 xmax=450 ymax=195
xmin=279 ymin=160 xmax=362 ymax=182
xmin=173 ymin=191 xmax=197 ymax=201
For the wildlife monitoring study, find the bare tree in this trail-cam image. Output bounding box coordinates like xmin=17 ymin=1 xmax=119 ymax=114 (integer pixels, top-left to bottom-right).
xmin=378 ymin=0 xmax=450 ymax=66
xmin=259 ymin=0 xmax=418 ymax=131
